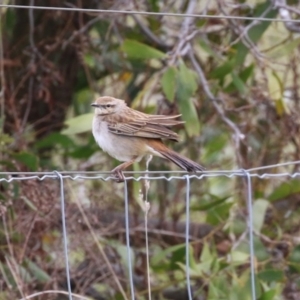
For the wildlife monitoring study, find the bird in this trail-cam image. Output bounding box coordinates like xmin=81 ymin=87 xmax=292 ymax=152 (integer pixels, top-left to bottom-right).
xmin=91 ymin=96 xmax=205 ymax=182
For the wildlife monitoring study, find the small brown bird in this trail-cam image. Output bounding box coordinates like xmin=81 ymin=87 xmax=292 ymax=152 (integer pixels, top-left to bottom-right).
xmin=91 ymin=96 xmax=204 ymax=182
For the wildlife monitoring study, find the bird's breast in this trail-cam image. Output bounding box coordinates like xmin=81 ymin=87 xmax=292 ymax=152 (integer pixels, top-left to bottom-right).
xmin=92 ymin=118 xmax=111 ymax=151
xmin=92 ymin=117 xmax=147 ymax=162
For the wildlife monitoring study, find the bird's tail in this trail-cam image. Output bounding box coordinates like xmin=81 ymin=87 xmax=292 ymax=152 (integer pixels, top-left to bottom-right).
xmin=159 ymin=147 xmax=205 ymax=172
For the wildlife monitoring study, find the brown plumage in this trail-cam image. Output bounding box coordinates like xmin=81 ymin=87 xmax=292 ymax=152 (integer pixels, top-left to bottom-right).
xmin=91 ymin=96 xmax=204 ymax=182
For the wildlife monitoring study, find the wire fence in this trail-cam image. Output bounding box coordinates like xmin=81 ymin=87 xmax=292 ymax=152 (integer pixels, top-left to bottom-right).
xmin=1 ymin=162 xmax=300 ymax=300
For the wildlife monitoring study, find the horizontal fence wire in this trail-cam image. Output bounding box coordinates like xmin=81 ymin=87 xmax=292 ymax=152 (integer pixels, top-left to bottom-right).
xmin=1 ymin=159 xmax=300 ymax=179
xmin=0 ymin=4 xmax=300 ymax=23
xmin=1 ymin=170 xmax=300 ymax=182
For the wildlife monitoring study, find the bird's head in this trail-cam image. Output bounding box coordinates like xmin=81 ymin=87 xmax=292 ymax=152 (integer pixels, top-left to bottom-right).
xmin=91 ymin=96 xmax=126 ymax=115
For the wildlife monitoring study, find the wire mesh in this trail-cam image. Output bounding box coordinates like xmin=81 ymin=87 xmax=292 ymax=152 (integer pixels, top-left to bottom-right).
xmin=1 ymin=164 xmax=300 ymax=300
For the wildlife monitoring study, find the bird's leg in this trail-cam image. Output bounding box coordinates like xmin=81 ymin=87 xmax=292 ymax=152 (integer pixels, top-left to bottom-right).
xmin=111 ymin=160 xmax=136 ymax=183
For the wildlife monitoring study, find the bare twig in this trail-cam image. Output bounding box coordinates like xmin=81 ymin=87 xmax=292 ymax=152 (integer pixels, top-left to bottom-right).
xmin=273 ymin=0 xmax=300 ymax=33
xmin=219 ymin=2 xmax=272 ymax=62
xmin=19 ymin=290 xmax=92 ymax=300
xmin=132 ymin=15 xmax=169 ymax=49
xmin=188 ymin=49 xmax=243 ymax=138
xmin=0 ymin=5 xmax=5 ymax=134
xmin=169 ymin=0 xmax=197 ymax=64
xmin=188 ymin=48 xmax=245 ymax=166
xmin=69 ymin=183 xmax=130 ymax=300
xmin=5 ymin=257 xmax=25 ymax=299
xmin=2 ymin=213 xmax=25 ymax=298
xmin=275 ymin=2 xmax=300 ymax=16
xmin=21 ymin=0 xmax=36 ymax=132
xmin=62 ymin=15 xmax=102 ymax=49
xmin=19 ymin=213 xmax=38 ymax=262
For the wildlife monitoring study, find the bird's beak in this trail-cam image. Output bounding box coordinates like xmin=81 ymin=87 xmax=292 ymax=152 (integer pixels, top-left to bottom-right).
xmin=91 ymin=103 xmax=99 ymax=107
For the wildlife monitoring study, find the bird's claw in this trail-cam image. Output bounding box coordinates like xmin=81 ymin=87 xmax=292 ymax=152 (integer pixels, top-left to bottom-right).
xmin=111 ymin=168 xmax=125 ymax=183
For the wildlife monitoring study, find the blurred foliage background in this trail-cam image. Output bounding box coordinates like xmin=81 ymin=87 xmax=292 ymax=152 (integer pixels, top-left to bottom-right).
xmin=1 ymin=0 xmax=300 ymax=299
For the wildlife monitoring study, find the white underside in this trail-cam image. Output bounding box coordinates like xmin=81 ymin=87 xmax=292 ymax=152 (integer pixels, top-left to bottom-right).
xmin=92 ymin=117 xmax=164 ymax=162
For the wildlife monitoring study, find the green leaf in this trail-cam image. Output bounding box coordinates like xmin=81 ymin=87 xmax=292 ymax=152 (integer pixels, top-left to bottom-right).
xmin=0 ymin=132 xmax=14 ymax=146
xmin=202 ymin=131 xmax=228 ymax=163
xmin=161 ymin=66 xmax=177 ymax=102
xmin=149 ymin=0 xmax=159 ymax=12
xmin=62 ymin=113 xmax=93 ymax=135
xmin=151 ymin=244 xmax=185 ymax=268
xmin=234 ymin=2 xmax=278 ymax=66
xmin=230 ymin=250 xmax=249 ymax=264
xmin=268 ymin=179 xmax=300 ymax=202
xmin=269 ymin=71 xmax=287 ymax=115
xmin=253 ymin=199 xmax=269 ymax=233
xmin=206 ymin=202 xmax=232 ymax=225
xmin=258 ymin=289 xmax=277 ymax=300
xmin=121 ymin=39 xmax=166 ymax=60
xmin=193 ymin=196 xmax=228 ymax=211
xmin=177 ymin=97 xmax=200 ymax=136
xmin=169 ymin=245 xmax=187 ymax=271
xmin=240 ymin=64 xmax=255 ymax=82
xmin=0 ymin=159 xmax=15 ymax=169
xmin=0 ymin=117 xmax=4 ymax=130
xmin=267 ymin=71 xmax=284 ymax=113
xmin=258 ymin=269 xmax=284 ymax=283
xmin=83 ymin=53 xmax=96 ymax=68
xmin=74 ymin=88 xmax=95 ymax=115
xmin=231 ymin=72 xmax=247 ymax=94
xmin=210 ymin=59 xmax=235 ymax=79
xmin=225 ymin=64 xmax=254 ymax=93
xmin=176 ymin=61 xmax=200 ymax=136
xmin=236 ymin=236 xmax=269 ymax=261
xmin=12 ymin=152 xmax=38 ymax=171
xmin=208 ymin=281 xmax=227 ymax=299
xmin=178 ymin=244 xmax=215 ymax=277
xmin=0 ymin=262 xmax=16 ymax=287
xmin=199 ymin=39 xmax=216 ymax=57
xmin=4 ymin=7 xmax=16 ymax=38
xmin=1 ymin=262 xmax=32 ymax=285
xmin=93 ymin=20 xmax=110 ymax=37
xmin=289 ymin=245 xmax=300 ymax=272
xmin=35 ymin=133 xmax=75 ymax=149
xmin=25 ymin=260 xmax=51 ymax=283
xmin=21 ymin=196 xmax=38 ymax=211
xmin=200 ymin=242 xmax=213 ymax=263
xmin=116 ymin=244 xmax=135 ymax=272
xmin=69 ymin=143 xmax=97 ymax=159
xmin=269 ymin=37 xmax=300 ymax=59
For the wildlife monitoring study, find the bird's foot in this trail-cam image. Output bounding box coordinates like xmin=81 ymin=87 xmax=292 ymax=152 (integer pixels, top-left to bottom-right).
xmin=111 ymin=160 xmax=136 ymax=183
xmin=111 ymin=167 xmax=125 ymax=183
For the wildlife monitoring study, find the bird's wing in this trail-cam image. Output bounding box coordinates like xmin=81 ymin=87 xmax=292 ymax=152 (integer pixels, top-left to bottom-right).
xmin=107 ymin=113 xmax=183 ymax=141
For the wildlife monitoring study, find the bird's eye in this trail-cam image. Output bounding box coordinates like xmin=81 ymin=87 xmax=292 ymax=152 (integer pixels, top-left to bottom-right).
xmin=106 ymin=105 xmax=111 ymax=108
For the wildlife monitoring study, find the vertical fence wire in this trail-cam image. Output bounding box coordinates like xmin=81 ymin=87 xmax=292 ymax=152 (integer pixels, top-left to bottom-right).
xmin=243 ymin=170 xmax=256 ymax=299
xmin=184 ymin=175 xmax=193 ymax=300
xmin=144 ymin=200 xmax=151 ymax=300
xmin=124 ymin=179 xmax=135 ymax=300
xmin=53 ymin=171 xmax=72 ymax=300
xmin=145 ymin=155 xmax=152 ymax=300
